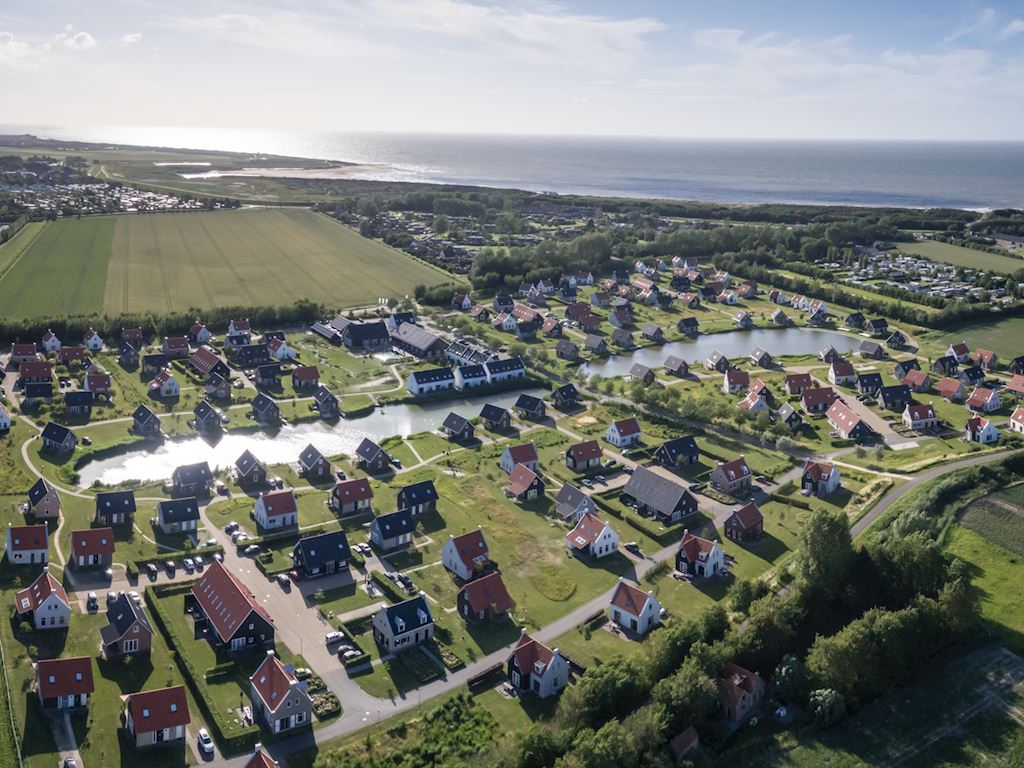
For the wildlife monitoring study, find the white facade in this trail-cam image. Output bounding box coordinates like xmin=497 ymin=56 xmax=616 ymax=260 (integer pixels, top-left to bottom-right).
xmin=605 ymin=423 xmax=640 ymax=448
xmin=42 ymin=333 xmax=61 ymax=353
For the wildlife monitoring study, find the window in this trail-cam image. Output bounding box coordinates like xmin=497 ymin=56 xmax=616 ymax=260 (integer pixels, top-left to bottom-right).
xmin=124 ymin=639 xmax=139 ymax=653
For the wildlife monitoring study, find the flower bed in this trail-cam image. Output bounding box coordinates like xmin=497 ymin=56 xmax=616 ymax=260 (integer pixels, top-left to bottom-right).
xmin=312 ymin=691 xmax=341 ymax=719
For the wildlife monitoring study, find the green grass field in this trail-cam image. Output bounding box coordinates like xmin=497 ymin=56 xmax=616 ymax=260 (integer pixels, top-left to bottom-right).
xmin=897 ymin=239 xmax=1024 ymax=274
xmin=0 ymin=208 xmax=455 ymax=318
xmin=950 ymin=315 xmax=1024 ymax=362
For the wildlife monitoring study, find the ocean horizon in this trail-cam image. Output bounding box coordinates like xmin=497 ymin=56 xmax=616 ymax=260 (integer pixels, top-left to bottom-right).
xmin=6 ymin=125 xmax=1024 ymax=210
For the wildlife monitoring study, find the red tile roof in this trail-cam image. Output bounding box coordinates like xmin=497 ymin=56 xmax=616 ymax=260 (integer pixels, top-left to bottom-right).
xmin=292 ymin=365 xmax=319 ymax=383
xmin=8 ymin=523 xmax=48 ymax=552
xmin=245 ymin=749 xmax=279 ymax=768
xmin=936 ymin=377 xmax=963 ymax=398
xmin=36 ymin=656 xmax=94 ymax=699
xmin=827 ymin=400 xmax=862 ymax=434
xmin=1007 ymin=375 xmax=1024 ymax=396
xmin=802 ymin=386 xmax=838 ymax=409
xmin=610 ymin=579 xmax=652 ymax=616
xmin=905 ymin=403 xmax=936 ymax=421
xmin=565 ymin=512 xmax=609 ymax=550
xmin=164 ymin=335 xmax=189 ymax=351
xmin=717 ymin=457 xmax=750 ymax=481
xmin=19 ymin=360 xmax=52 ymax=378
xmin=611 ymin=417 xmax=641 ymax=436
xmin=725 ymin=369 xmax=750 ymax=388
xmin=71 ymin=527 xmax=115 ymax=558
xmin=950 ymin=342 xmax=969 ymax=356
xmin=830 ymin=359 xmax=855 ymax=377
xmin=678 ymin=531 xmax=718 ymax=564
xmin=567 ymin=440 xmax=602 ymax=462
xmin=191 ymin=560 xmax=273 ymax=643
xmin=188 ymin=345 xmax=223 ymax=375
xmin=902 ymin=369 xmax=929 ymax=387
xmin=333 ymin=478 xmax=373 ymax=503
xmin=726 ymin=502 xmax=763 ymax=531
xmin=259 ymin=490 xmax=298 ymax=518
xmin=1012 ymin=406 xmax=1024 ymax=427
xmin=127 ymin=685 xmax=190 ymax=733
xmin=509 ymin=631 xmax=554 ymax=672
xmin=505 ymin=443 xmax=538 ymax=465
xmin=461 ymin=572 xmax=515 ymax=615
xmin=785 ymin=373 xmax=812 ymax=391
xmin=448 ymin=529 xmax=490 ymax=573
xmin=15 ymin=571 xmax=68 ymax=615
xmin=250 ymin=653 xmax=298 ymax=714
xmin=507 ymin=464 xmax=540 ymax=496
xmin=966 ymin=387 xmax=997 ymax=409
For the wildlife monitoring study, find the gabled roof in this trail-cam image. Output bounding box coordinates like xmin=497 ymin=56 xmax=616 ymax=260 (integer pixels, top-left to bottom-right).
xmin=258 ymin=490 xmax=298 ymax=519
xmin=906 ymin=403 xmax=937 ymax=420
xmin=485 ymin=357 xmax=525 ymax=375
xmin=71 ymin=527 xmax=115 ymax=557
xmin=379 ymin=594 xmax=432 ymax=635
xmin=555 ymin=484 xmax=595 ymax=518
xmin=936 ymin=377 xmax=964 ymax=397
xmin=442 ymin=412 xmax=471 ymax=433
xmin=802 ymin=459 xmax=835 ymax=482
xmin=397 ymin=479 xmax=438 ymax=507
xmin=15 ymin=571 xmax=67 ymax=614
xmin=565 ymin=512 xmax=611 ymax=549
xmin=460 ymin=572 xmax=515 ymax=615
xmin=298 ymin=443 xmax=326 ymax=470
xmin=191 ymin=560 xmax=273 ymax=642
xmin=515 ymin=393 xmax=545 ymax=412
xmin=624 ymin=467 xmax=694 ymax=515
xmin=902 ymin=369 xmax=929 ymax=387
xmin=250 ymin=653 xmax=303 ymax=714
xmin=552 ymin=383 xmax=579 ymax=401
xmin=507 ymin=464 xmax=541 ymax=496
xmin=726 ymin=502 xmax=763 ymax=531
xmin=355 ymin=437 xmax=388 ymax=464
xmin=785 ymin=373 xmax=812 ymax=390
xmin=173 ymin=461 xmax=212 ymax=485
xmin=314 ymin=385 xmax=337 ymax=405
xmin=236 ymin=449 xmax=266 ymax=477
xmin=333 ymin=477 xmax=373 ymax=503
xmin=716 ymin=456 xmax=750 ymax=481
xmin=95 ymin=490 xmax=136 ymax=515
xmin=802 ymin=387 xmax=838 ymax=409
xmin=610 ymin=417 xmax=641 ymax=436
xmin=373 ymin=508 xmax=415 ymax=537
xmin=101 ymin=592 xmax=154 ymax=645
xmin=1011 ymin=406 xmax=1024 ymax=428
xmin=678 ymin=531 xmax=719 ymax=563
xmin=292 ymin=364 xmax=319 ymax=382
xmin=567 ymin=439 xmax=602 ymax=462
xmin=504 ymin=442 xmax=538 ymax=465
xmin=157 ymin=497 xmax=200 ymax=524
xmin=509 ymin=631 xmax=555 ymax=673
xmin=830 ymin=359 xmax=856 ymax=377
xmin=658 ymin=436 xmax=700 ymax=461
xmin=40 ymin=422 xmax=74 ymax=444
xmin=188 ymin=345 xmax=225 ymax=375
xmin=251 ymin=393 xmax=278 ymax=414
xmin=126 ymin=686 xmax=190 ymax=733
xmin=36 ymin=657 xmax=94 ymax=699
xmin=448 ymin=529 xmax=490 ymax=573
xmin=610 ymin=579 xmax=653 ymax=616
xmin=8 ymin=523 xmax=48 ymax=552
xmin=293 ymin=530 xmax=350 ymax=570
xmin=27 ymin=478 xmax=57 ymax=507
xmin=827 ymin=400 xmax=864 ymax=433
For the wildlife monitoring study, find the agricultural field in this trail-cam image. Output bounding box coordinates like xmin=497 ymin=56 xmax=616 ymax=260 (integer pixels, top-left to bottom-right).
xmin=0 ymin=207 xmax=456 ymax=319
xmin=897 ymin=238 xmax=1024 ymax=274
xmin=953 ymin=315 xmax=1024 ymax=362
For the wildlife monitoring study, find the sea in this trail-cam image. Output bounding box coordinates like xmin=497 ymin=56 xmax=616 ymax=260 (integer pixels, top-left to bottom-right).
xmin=8 ymin=125 xmax=1024 ymax=209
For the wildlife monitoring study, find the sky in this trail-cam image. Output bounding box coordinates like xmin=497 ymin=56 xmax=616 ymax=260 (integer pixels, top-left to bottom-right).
xmin=1 ymin=0 xmax=1024 ymax=140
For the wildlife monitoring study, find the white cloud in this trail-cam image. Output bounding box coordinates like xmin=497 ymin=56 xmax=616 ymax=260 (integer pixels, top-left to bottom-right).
xmin=944 ymin=7 xmax=994 ymax=44
xmin=999 ymin=19 xmax=1024 ymax=39
xmin=55 ymin=29 xmax=97 ymax=51
xmin=121 ymin=32 xmax=143 ymax=46
xmin=0 ymin=31 xmax=40 ymax=69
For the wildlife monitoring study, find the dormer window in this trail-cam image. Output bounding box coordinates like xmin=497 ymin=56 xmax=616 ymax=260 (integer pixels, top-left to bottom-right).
xmin=534 ymin=660 xmax=546 ymax=675
xmin=395 ymin=617 xmax=405 ymax=632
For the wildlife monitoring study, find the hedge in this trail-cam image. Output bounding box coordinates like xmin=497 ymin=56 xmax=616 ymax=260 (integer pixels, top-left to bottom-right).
xmin=370 ymin=571 xmax=407 ymax=603
xmin=770 ymin=493 xmax=812 ymax=510
xmin=145 ymin=591 xmax=259 ymax=755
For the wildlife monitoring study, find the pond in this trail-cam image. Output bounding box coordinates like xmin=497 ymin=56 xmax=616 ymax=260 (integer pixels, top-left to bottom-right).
xmin=582 ymin=327 xmax=861 ymax=379
xmin=77 ymin=388 xmax=546 ymax=487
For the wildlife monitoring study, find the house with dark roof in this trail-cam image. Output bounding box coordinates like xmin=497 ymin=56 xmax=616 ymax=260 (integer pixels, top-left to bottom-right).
xmin=407 ymin=367 xmax=456 ymax=396
xmin=131 ymin=404 xmax=161 ymax=437
xmin=507 ymin=630 xmax=568 ymax=698
xmin=551 ymin=383 xmax=580 ymax=409
xmin=454 ymin=363 xmax=488 ymax=389
xmin=101 ymin=592 xmax=153 ymax=658
xmin=330 ymin=478 xmax=373 ymax=514
xmin=880 ymin=384 xmax=912 ymax=412
xmin=866 ymin=317 xmax=889 ymax=336
xmin=372 ymin=594 xmax=434 ymax=653
xmin=856 ymin=372 xmax=883 ymax=397
xmin=255 ymin=363 xmax=281 ymax=388
xmin=26 ymin=478 xmax=61 ymax=521
xmin=142 ymin=353 xmax=170 ymax=376
xmin=718 ymin=663 xmax=765 ymax=725
xmin=157 ymin=497 xmax=200 ymax=534
xmin=396 ymin=480 xmax=438 ymax=518
xmin=193 ymin=400 xmax=222 ymax=433
xmin=251 ymin=393 xmax=280 ymax=425
xmin=21 ymin=381 xmax=54 ymax=406
xmin=371 ymin=509 xmax=415 ymax=550
xmin=254 ymin=490 xmax=298 ymax=531
xmin=189 ymin=560 xmax=274 ymax=654
xmin=458 ymin=572 xmax=515 ymax=623
xmin=554 ymin=484 xmax=596 ymax=522
xmin=623 ymin=467 xmax=697 ymax=523
xmin=480 ymin=403 xmax=511 ymax=431
xmin=64 ymin=390 xmax=93 ymax=415
xmin=355 ymin=437 xmax=392 ymax=472
xmin=442 ymin=528 xmax=492 ymax=581
xmin=555 ymin=339 xmax=579 ymax=361
xmin=664 ymin=356 xmax=689 ymax=377
xmin=584 ymin=334 xmax=607 ymax=356
xmin=40 ymin=422 xmax=77 ymax=453
xmin=15 ymin=570 xmax=68 ymax=628
xmin=725 ymin=502 xmax=764 ymax=542
xmin=654 ymin=436 xmax=700 ymax=467
xmin=514 ymin=393 xmax=546 ymax=421
xmin=340 ymin=320 xmax=390 ymax=350
xmin=629 ymin=363 xmax=656 ymax=386
xmin=292 ymin=530 xmax=350 ymax=580
xmin=887 ymin=330 xmax=908 ymax=350
xmin=442 ymin=411 xmax=474 ymax=441
xmin=235 ymin=450 xmax=268 ymax=486
xmin=313 ymin=385 xmax=340 ymax=419
xmin=35 ymin=656 xmax=93 ymax=710
xmin=676 ymin=531 xmax=725 ymax=576
xmin=71 ymin=527 xmax=114 ymax=568
xmin=123 ymin=685 xmax=190 ymax=748
xmin=858 ymin=340 xmax=885 ymax=360
xmin=609 ymin=579 xmax=662 ymax=636
xmin=250 ymin=651 xmax=312 ymax=734
xmin=392 ymin=324 xmax=448 ymax=359
xmin=172 ymin=462 xmax=213 ymax=496
xmin=235 ymin=343 xmax=271 ymax=368
xmin=95 ymin=490 xmax=136 ymax=526
xmin=298 ymin=444 xmax=331 ymax=479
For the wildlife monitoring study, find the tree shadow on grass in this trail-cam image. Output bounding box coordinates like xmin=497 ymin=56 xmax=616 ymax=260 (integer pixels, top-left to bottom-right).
xmin=733 ymin=532 xmax=790 ymax=565
xmin=465 ymin=619 xmax=523 ymax=656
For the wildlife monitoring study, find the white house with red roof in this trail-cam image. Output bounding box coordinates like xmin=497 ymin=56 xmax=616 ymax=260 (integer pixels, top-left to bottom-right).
xmin=190 ymin=560 xmax=274 ymax=652
xmin=245 ymin=745 xmax=279 ymax=768
xmin=442 ymin=528 xmax=492 ymax=581
xmin=15 ymin=571 xmax=70 ymax=629
xmin=965 ymin=416 xmax=999 ymax=444
xmin=827 ymin=400 xmax=873 ymax=441
xmin=82 ymin=328 xmax=104 ymax=351
xmin=966 ymin=386 xmax=1001 ymax=413
xmin=801 ymin=460 xmax=841 ymax=497
xmin=709 ymin=457 xmax=752 ymax=497
xmin=190 ymin=321 xmax=213 ymax=345
xmin=249 ymin=651 xmax=312 ymax=734
xmin=123 ymin=685 xmax=190 ymax=747
xmin=605 ymin=417 xmax=642 ymax=448
xmin=71 ymin=527 xmax=115 ymax=568
xmin=41 ymin=329 xmax=61 ymax=354
xmin=228 ymin=319 xmax=252 ymax=337
xmin=500 ymin=442 xmax=539 ymax=473
xmin=608 ymin=578 xmax=662 ymax=635
xmin=162 ymin=335 xmax=190 ymax=358
xmin=828 ymin=359 xmax=857 ymax=387
xmin=35 ymin=656 xmax=93 ymax=710
xmin=147 ymin=368 xmax=180 ymax=399
xmin=330 ymin=478 xmax=374 ymax=514
xmin=254 ymin=490 xmax=298 ymax=530
xmin=737 ymin=389 xmax=768 ymax=415
xmin=6 ymin=523 xmax=49 ymax=565
xmin=565 ymin=439 xmax=603 ymax=472
xmin=676 ymin=531 xmax=724 ymax=577
xmin=947 ymin=341 xmax=971 ymax=363
xmin=291 ymin=365 xmax=320 ymax=390
xmin=1011 ymin=406 xmax=1024 ymax=434
xmin=506 ymin=630 xmax=569 ymax=698
xmin=565 ymin=512 xmax=619 ymax=558
xmin=723 ymin=368 xmax=750 ymax=394
xmin=903 ymin=403 xmax=940 ymax=431
xmin=83 ymin=371 xmax=112 ymax=396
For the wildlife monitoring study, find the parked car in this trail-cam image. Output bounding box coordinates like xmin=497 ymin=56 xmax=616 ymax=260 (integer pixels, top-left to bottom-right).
xmin=624 ymin=541 xmax=641 ymax=555
xmin=342 ymin=649 xmax=362 ymax=661
xmin=216 ymin=482 xmax=229 ymax=496
xmin=103 ymin=567 xmax=113 ymax=580
xmin=164 ymin=560 xmax=176 ymax=573
xmin=271 ymin=476 xmax=283 ymax=489
xmin=244 ymin=544 xmax=261 ymax=556
xmin=594 ymin=474 xmax=606 ymax=483
xmin=182 ymin=558 xmax=195 ymax=572
xmin=276 ymin=574 xmax=290 ymax=589
xmin=146 ymin=563 xmax=158 ymax=579
xmin=204 ymin=538 xmax=218 ymax=547
xmin=336 ymin=469 xmax=347 ymax=480
xmin=86 ymin=592 xmax=98 ymax=611
xmin=224 ymin=521 xmax=239 ymax=533
xmin=197 ymin=728 xmax=214 ymax=755
xmin=396 ymin=573 xmax=413 ymax=590
xmin=63 ymin=757 xmax=78 ymax=768
xmin=193 ymin=555 xmax=204 ymax=569
xmin=106 ymin=591 xmax=117 ymax=604
xmin=580 ymin=478 xmax=593 ymax=488
xmin=81 ymin=436 xmax=92 ymax=446
xmin=324 ymin=631 xmax=345 ymax=646
xmin=128 ymin=591 xmax=142 ymax=605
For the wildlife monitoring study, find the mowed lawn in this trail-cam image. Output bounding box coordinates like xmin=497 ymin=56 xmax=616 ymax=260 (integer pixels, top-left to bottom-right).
xmin=897 ymin=238 xmax=1024 ymax=274
xmin=0 ymin=217 xmax=114 ymax=319
xmin=104 ymin=207 xmax=453 ymax=313
xmin=0 ymin=208 xmax=454 ymax=318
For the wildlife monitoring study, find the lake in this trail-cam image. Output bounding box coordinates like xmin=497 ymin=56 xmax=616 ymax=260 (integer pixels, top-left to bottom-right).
xmin=77 ymin=388 xmax=545 ymax=487
xmin=582 ymin=327 xmax=860 ymax=378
